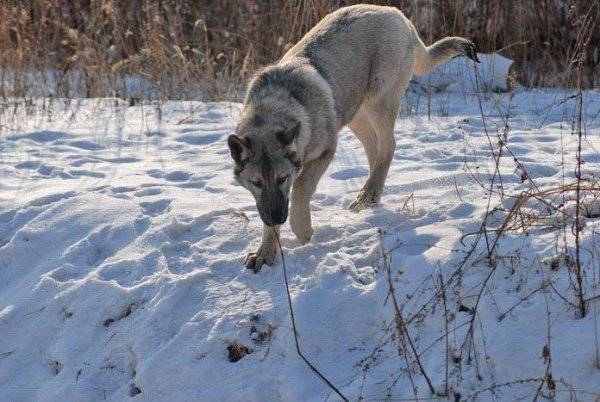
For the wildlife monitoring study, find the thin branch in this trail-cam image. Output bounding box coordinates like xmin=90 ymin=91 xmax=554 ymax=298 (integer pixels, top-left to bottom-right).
xmin=274 ymin=234 xmax=349 ymax=401
xmin=379 ymin=228 xmax=436 ymax=395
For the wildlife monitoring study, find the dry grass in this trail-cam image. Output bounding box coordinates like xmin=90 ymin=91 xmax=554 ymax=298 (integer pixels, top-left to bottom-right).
xmin=0 ymin=0 xmax=597 ymax=101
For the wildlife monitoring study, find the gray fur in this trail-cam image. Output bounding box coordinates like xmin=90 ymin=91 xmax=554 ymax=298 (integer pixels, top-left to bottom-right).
xmin=228 ymin=4 xmax=478 ymax=271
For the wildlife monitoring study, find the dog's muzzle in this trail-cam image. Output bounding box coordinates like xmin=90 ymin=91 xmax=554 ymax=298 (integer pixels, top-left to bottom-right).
xmin=258 ymin=190 xmax=288 ymax=226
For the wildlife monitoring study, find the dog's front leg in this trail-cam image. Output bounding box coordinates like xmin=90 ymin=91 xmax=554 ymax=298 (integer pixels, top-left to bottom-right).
xmin=289 ymin=186 xmax=313 ymax=245
xmin=244 ymin=224 xmax=280 ymax=272
xmin=290 ymin=150 xmax=334 ymax=244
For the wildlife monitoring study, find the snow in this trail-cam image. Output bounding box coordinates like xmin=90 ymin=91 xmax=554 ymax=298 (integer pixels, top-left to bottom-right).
xmin=1 ymin=70 xmax=202 ymax=100
xmin=415 ymin=52 xmax=514 ymax=93
xmin=1 ymin=89 xmax=600 ymax=401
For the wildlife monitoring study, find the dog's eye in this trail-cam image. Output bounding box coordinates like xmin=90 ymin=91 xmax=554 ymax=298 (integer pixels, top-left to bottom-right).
xmin=276 ymin=176 xmax=288 ymax=185
xmin=250 ymin=180 xmax=263 ymax=188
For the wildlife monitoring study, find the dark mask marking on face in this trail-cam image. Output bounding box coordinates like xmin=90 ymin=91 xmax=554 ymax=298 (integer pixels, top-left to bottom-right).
xmin=259 ymin=149 xmax=273 ymax=185
xmin=256 ymin=149 xmax=288 ymax=226
xmin=285 ymin=151 xmax=302 ymax=168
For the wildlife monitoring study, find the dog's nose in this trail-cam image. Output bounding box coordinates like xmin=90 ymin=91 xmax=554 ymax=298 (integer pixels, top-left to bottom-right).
xmin=258 ymin=190 xmax=288 ymax=226
xmin=271 ymin=210 xmax=287 ymax=225
xmin=260 ymin=208 xmax=287 ymax=226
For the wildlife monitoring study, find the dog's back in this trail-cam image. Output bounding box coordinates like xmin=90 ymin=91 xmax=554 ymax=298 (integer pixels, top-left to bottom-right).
xmin=281 ymin=5 xmax=416 ymax=125
xmin=280 ymin=4 xmax=477 ymax=126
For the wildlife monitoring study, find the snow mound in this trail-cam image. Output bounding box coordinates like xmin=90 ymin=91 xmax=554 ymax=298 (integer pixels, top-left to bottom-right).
xmin=1 ymin=91 xmax=600 ymax=401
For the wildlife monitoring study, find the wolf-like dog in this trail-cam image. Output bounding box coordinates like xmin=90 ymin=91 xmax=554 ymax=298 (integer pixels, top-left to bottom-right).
xmin=228 ymin=4 xmax=479 ymax=270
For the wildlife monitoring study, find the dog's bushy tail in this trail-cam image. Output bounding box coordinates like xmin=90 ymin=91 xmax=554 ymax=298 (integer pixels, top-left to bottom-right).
xmin=413 ymin=36 xmax=480 ymax=76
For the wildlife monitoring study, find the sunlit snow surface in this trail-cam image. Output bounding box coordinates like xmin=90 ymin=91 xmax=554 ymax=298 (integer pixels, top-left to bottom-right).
xmin=1 ymin=89 xmax=599 ymax=401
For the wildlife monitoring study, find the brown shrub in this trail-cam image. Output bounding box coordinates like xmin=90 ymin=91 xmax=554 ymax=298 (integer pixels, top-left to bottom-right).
xmin=0 ymin=0 xmax=597 ymax=100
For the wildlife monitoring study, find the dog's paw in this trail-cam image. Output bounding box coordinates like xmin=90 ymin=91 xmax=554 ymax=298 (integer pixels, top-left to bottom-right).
xmin=292 ymin=225 xmax=313 ymax=245
xmin=244 ymin=244 xmax=278 ymax=272
xmin=349 ymin=189 xmax=379 ymax=211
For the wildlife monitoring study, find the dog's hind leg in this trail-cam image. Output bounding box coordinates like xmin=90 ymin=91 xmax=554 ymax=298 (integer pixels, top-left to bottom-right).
xmin=348 ymin=108 xmax=378 ymax=171
xmin=349 ymin=77 xmax=410 ymax=210
xmin=290 ymin=149 xmax=335 ymax=244
xmin=244 ymin=224 xmax=280 ymax=272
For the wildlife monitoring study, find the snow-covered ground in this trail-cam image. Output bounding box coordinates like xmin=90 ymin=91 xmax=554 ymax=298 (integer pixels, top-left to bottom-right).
xmin=1 ymin=88 xmax=600 ymax=401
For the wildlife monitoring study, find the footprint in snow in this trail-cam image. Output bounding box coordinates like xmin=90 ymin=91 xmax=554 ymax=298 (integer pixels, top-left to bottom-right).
xmin=522 ymin=163 xmax=558 ymax=178
xmin=15 ymin=161 xmax=41 ymax=170
xmin=134 ymin=188 xmax=164 ymax=197
xmin=178 ymin=180 xmax=206 ymax=189
xmin=164 ymin=171 xmax=192 ymax=182
xmin=535 ymin=135 xmax=557 ymax=143
xmin=7 ymin=130 xmax=71 ymax=143
xmin=47 ymin=263 xmax=86 ymax=282
xmin=69 ymin=157 xmax=101 ymax=167
xmin=28 ymin=191 xmax=77 ymax=207
xmin=146 ymin=169 xmax=192 ymax=182
xmin=146 ymin=169 xmax=164 ymax=179
xmin=104 ymin=157 xmax=140 ymax=164
xmin=140 ymin=199 xmax=171 ymax=216
xmin=199 ymin=110 xmax=226 ymax=122
xmin=160 ymin=241 xmax=193 ymax=273
xmin=111 ymin=186 xmax=137 ymax=194
xmin=330 ymin=167 xmax=368 ymax=180
xmin=69 ymin=169 xmax=106 ymax=178
xmin=448 ymin=202 xmax=476 ymax=218
xmin=400 ymin=233 xmax=440 ymax=256
xmin=175 ymin=133 xmax=222 ymax=145
xmin=145 ymin=131 xmax=166 ymax=138
xmin=37 ymin=164 xmax=57 ymax=176
xmin=64 ymin=140 xmax=105 ymax=151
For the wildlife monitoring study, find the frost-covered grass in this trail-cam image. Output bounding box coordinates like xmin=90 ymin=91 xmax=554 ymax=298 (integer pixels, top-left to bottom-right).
xmin=1 ymin=89 xmax=599 ymax=401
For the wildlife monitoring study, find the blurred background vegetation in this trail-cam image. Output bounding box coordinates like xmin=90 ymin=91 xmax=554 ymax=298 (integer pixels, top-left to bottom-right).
xmin=0 ymin=0 xmax=597 ymax=100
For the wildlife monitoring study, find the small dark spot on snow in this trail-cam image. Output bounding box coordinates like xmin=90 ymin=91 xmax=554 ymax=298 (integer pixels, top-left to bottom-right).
xmin=227 ymin=341 xmax=253 ymax=362
xmin=100 ymin=363 xmax=116 ymax=370
xmin=458 ymin=304 xmax=475 ymax=315
xmin=0 ymin=350 xmax=14 ymax=359
xmin=50 ymin=360 xmax=63 ymax=375
xmin=129 ymin=384 xmax=142 ymax=397
xmin=103 ymin=302 xmax=139 ymax=327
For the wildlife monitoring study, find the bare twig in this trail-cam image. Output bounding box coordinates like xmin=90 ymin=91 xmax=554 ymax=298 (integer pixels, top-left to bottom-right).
xmin=573 ymin=43 xmax=586 ymax=317
xmin=438 ymin=269 xmax=450 ymax=397
xmin=379 ymin=228 xmax=436 ymax=395
xmin=274 ymin=234 xmax=349 ymax=401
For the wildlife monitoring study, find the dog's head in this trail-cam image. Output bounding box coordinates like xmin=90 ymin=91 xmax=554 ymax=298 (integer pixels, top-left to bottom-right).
xmin=228 ymin=119 xmax=302 ymax=226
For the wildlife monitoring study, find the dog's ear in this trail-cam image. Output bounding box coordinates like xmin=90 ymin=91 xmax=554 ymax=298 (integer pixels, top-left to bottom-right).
xmin=227 ymin=134 xmax=251 ymax=164
xmin=276 ymin=121 xmax=300 ymax=147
